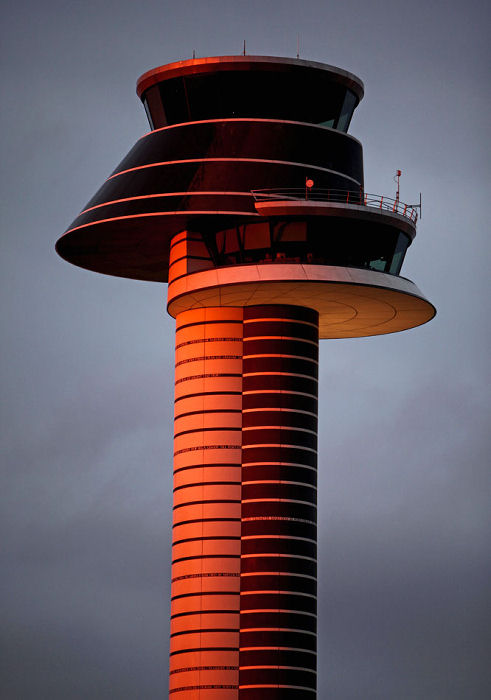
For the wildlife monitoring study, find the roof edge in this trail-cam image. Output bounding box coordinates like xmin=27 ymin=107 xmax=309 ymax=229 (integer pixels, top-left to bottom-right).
xmin=136 ymin=54 xmax=364 ymax=102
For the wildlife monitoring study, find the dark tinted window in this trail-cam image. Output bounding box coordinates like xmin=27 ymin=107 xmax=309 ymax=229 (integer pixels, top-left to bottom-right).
xmin=205 ymin=220 xmax=410 ymax=275
xmin=143 ymin=71 xmax=357 ymax=131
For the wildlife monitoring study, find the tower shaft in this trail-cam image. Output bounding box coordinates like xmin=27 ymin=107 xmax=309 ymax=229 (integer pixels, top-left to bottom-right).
xmin=171 ymin=305 xmax=319 ymax=698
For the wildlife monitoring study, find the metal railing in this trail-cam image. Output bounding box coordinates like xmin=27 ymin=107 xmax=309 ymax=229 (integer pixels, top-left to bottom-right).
xmin=251 ymin=188 xmax=418 ymax=223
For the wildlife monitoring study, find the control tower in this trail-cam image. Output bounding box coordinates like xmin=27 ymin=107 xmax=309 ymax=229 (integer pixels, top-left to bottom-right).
xmin=57 ymin=55 xmax=435 ymax=700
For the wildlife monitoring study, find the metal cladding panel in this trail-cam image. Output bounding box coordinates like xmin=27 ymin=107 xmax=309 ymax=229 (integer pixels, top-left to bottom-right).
xmin=171 ymin=307 xmax=244 ymax=698
xmin=56 ymin=119 xmax=363 ymax=282
xmin=111 ymin=121 xmax=362 ymax=183
xmin=171 ymin=303 xmax=320 ymax=698
xmin=239 ymin=305 xmax=319 ymax=698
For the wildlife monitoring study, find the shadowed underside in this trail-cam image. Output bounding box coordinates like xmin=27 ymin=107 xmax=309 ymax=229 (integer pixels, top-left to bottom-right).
xmin=167 ymin=259 xmax=434 ymax=339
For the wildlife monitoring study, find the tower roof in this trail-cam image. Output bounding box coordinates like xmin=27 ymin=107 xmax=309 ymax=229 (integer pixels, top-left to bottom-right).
xmin=137 ymin=54 xmax=364 ymax=102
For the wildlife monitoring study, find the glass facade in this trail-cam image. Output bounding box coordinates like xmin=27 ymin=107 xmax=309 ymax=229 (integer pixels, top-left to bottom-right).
xmin=142 ymin=72 xmax=358 ymax=132
xmin=202 ymin=220 xmax=410 ymax=275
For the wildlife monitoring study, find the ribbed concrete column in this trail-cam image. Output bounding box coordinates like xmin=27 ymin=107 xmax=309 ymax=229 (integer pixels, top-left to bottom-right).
xmin=170 ymin=307 xmax=244 ymax=699
xmin=239 ymin=305 xmax=319 ymax=700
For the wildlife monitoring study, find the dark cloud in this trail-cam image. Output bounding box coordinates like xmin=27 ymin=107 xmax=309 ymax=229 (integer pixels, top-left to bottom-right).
xmin=2 ymin=0 xmax=490 ymax=697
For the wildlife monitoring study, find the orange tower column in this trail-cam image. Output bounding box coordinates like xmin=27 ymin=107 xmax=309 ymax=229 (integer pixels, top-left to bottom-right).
xmin=170 ymin=306 xmax=244 ymax=698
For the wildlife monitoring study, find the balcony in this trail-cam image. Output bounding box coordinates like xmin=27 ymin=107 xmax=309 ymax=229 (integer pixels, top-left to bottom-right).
xmin=251 ymin=188 xmax=419 ymax=224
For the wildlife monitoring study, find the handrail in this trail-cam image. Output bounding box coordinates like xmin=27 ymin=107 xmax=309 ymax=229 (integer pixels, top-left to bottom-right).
xmin=251 ymin=188 xmax=418 ymax=223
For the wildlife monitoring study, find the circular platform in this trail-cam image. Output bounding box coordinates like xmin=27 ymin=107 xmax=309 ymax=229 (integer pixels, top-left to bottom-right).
xmin=167 ymin=263 xmax=435 ymax=338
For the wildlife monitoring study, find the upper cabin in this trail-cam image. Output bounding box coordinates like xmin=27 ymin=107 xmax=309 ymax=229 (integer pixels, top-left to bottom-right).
xmin=137 ymin=55 xmax=364 ymax=132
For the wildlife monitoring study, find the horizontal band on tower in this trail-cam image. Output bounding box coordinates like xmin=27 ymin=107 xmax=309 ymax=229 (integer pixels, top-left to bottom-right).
xmin=169 ymin=685 xmax=237 ymax=694
xmin=175 ymin=337 xmax=242 ymax=349
xmin=172 ymin=590 xmax=240 ymax=600
xmin=173 ymin=481 xmax=240 ymax=493
xmin=240 ymin=590 xmax=315 ymax=598
xmin=175 ymin=391 xmax=242 ymax=403
xmin=171 ymin=627 xmax=238 ymax=638
xmin=242 ymin=445 xmax=317 ymax=453
xmin=241 ymin=461 xmax=316 ymax=469
xmin=169 ymin=646 xmax=239 ymax=657
xmin=172 ymin=553 xmax=240 ymax=563
xmin=173 ymin=499 xmax=241 ymax=509
xmin=240 ymin=646 xmax=316 ymax=654
xmin=242 ymin=389 xmax=318 ymax=399
xmin=238 ymin=684 xmax=315 ymax=692
xmin=174 ymin=427 xmax=242 ymax=439
xmin=174 ymin=446 xmax=242 ymax=456
xmin=172 ymin=535 xmax=241 ymax=545
xmin=240 ymin=609 xmax=316 ymax=617
xmin=243 ymin=372 xmax=318 ymax=381
xmin=176 ymin=318 xmax=243 ymax=332
xmin=171 ymin=609 xmax=241 ymax=619
xmin=241 ymin=534 xmax=316 ymax=542
xmin=243 ymin=337 xmax=318 ymax=348
xmin=173 ymin=464 xmax=241 ymax=475
xmin=241 ymin=515 xmax=316 ymax=523
xmin=171 ymin=572 xmax=240 ymax=582
xmin=243 ymin=406 xmax=317 ymax=415
xmin=240 ymin=665 xmax=315 ymax=672
xmin=243 ymin=318 xmax=319 ymax=329
xmin=241 ymin=497 xmax=316 ymax=505
xmin=240 ymin=553 xmax=316 ymax=562
xmin=240 ymin=559 xmax=317 ymax=576
xmin=172 ymin=518 xmax=241 ymax=528
xmin=239 ymin=627 xmax=316 ymax=636
xmin=242 ymin=425 xmax=317 ymax=435
xmin=175 ymin=355 xmax=242 ymax=366
xmin=175 ymin=408 xmax=242 ymax=419
xmin=170 ymin=666 xmax=238 ymax=678
xmin=175 ymin=373 xmax=242 ymax=385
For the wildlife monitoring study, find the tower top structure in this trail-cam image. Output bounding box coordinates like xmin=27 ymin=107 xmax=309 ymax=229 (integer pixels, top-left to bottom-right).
xmin=136 ymin=54 xmax=364 ymax=128
xmin=56 ymin=54 xmax=435 ymax=338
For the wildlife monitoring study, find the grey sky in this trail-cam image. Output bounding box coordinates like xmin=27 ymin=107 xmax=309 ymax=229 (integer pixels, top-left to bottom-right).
xmin=1 ymin=0 xmax=490 ymax=697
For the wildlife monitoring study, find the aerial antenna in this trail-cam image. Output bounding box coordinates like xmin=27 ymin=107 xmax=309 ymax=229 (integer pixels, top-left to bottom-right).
xmin=297 ymin=34 xmax=300 ymax=59
xmin=408 ymin=192 xmax=423 ymax=220
xmin=243 ymin=40 xmax=246 ymax=56
xmin=393 ymin=169 xmax=401 ymax=205
xmin=395 ymin=169 xmax=422 ymax=220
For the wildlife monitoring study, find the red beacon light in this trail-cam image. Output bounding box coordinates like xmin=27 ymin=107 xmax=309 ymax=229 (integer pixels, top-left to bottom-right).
xmin=305 ymin=177 xmax=314 ymax=199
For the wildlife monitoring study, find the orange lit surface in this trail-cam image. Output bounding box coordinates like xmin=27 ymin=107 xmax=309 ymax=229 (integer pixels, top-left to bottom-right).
xmin=171 ymin=306 xmax=244 ymax=698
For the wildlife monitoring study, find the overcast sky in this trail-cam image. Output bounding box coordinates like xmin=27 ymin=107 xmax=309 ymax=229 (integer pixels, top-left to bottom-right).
xmin=1 ymin=0 xmax=490 ymax=697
